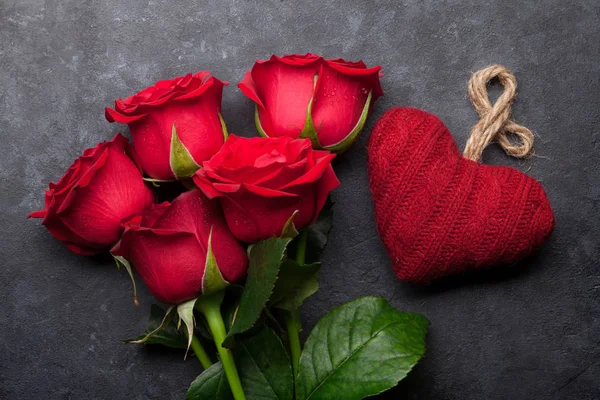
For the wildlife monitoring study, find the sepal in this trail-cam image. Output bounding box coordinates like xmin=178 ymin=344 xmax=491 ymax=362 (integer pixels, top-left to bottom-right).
xmin=280 ymin=210 xmax=300 ymax=239
xmin=125 ymin=305 xmax=176 ymax=344
xmin=177 ymin=298 xmax=199 ymax=358
xmin=202 ymin=228 xmax=230 ymax=296
xmin=114 ymin=255 xmax=139 ymax=306
xmin=123 ymin=304 xmax=187 ymax=349
xmin=298 ymin=74 xmax=321 ymax=148
xmin=218 ymin=113 xmax=229 ymax=141
xmin=254 ymin=105 xmax=269 ymax=138
xmin=170 ymin=123 xmax=201 ymax=179
xmin=142 ymin=177 xmax=176 ymax=188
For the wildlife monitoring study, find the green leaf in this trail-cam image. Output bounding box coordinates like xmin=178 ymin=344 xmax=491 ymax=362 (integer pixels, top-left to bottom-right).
xmin=177 ymin=298 xmax=199 ymax=357
xmin=295 ymin=296 xmax=429 ymax=400
xmin=202 ymin=228 xmax=230 ymax=296
xmin=223 ymin=237 xmax=292 ymax=347
xmin=170 ymin=123 xmax=201 ymax=179
xmin=124 ymin=304 xmax=179 ymax=346
xmin=188 ymin=326 xmax=293 ymax=400
xmin=234 ymin=326 xmax=294 ymax=400
xmin=322 ymin=90 xmax=373 ymax=153
xmin=187 ymin=362 xmax=234 ymax=400
xmin=271 ymin=260 xmax=321 ymax=311
xmin=303 ymin=197 xmax=334 ymax=264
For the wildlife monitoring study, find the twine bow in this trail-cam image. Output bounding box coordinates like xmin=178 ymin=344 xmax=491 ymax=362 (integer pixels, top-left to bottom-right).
xmin=463 ymin=65 xmax=534 ymax=162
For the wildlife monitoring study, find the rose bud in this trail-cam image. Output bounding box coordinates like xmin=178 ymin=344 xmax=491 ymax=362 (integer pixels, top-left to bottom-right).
xmin=111 ymin=190 xmax=248 ymax=305
xmin=238 ymin=53 xmax=383 ymax=153
xmin=105 ymin=72 xmax=228 ymax=181
xmin=28 ymin=134 xmax=154 ymax=255
xmin=193 ymin=135 xmax=340 ymax=243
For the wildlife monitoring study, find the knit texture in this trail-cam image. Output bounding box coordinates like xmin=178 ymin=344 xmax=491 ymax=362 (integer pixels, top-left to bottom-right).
xmin=368 ymin=107 xmax=555 ymax=283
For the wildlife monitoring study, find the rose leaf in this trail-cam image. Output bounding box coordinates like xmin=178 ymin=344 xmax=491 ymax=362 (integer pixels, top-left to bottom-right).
xmin=295 ymin=296 xmax=429 ymax=400
xmin=186 ymin=362 xmax=233 ymax=400
xmin=270 ymin=260 xmax=321 ymax=311
xmin=187 ymin=326 xmax=293 ymax=400
xmin=222 ymin=237 xmax=292 ymax=348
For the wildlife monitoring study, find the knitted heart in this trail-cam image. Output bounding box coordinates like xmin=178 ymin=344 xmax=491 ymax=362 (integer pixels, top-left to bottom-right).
xmin=368 ymin=107 xmax=555 ymax=283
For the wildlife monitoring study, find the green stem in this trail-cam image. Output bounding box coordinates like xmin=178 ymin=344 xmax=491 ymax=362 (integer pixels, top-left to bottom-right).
xmin=295 ymin=229 xmax=308 ymax=265
xmin=285 ymin=229 xmax=308 ymax=378
xmin=285 ymin=309 xmax=302 ymax=377
xmin=197 ymin=293 xmax=246 ymax=400
xmin=189 ymin=334 xmax=213 ymax=369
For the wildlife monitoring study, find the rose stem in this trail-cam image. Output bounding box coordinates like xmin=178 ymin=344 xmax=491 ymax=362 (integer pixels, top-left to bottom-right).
xmin=196 ymin=292 xmax=247 ymax=400
xmin=285 ymin=309 xmax=302 ymax=377
xmin=186 ymin=330 xmax=213 ymax=369
xmin=285 ymin=229 xmax=307 ymax=378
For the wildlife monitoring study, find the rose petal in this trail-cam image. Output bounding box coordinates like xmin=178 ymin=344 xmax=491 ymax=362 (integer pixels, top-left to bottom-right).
xmin=28 ymin=210 xmax=47 ymax=218
xmin=243 ymin=183 xmax=298 ymax=198
xmin=162 ymin=86 xmax=226 ymax=167
xmin=128 ymin=115 xmax=174 ymax=180
xmin=280 ymin=153 xmax=336 ymax=189
xmin=238 ymin=70 xmax=265 ymax=109
xmin=220 ymin=189 xmax=304 ymax=243
xmin=125 ymin=231 xmax=207 ymax=304
xmin=311 ymin=63 xmax=381 ymax=147
xmin=65 ymin=242 xmax=105 ymax=256
xmin=250 ymin=59 xmax=319 ymax=138
xmin=313 ymin=165 xmax=340 ymax=221
xmin=59 ymin=147 xmax=154 ymax=246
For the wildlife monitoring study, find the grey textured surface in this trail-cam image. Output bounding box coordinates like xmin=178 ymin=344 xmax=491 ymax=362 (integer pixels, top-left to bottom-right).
xmin=1 ymin=0 xmax=599 ymax=399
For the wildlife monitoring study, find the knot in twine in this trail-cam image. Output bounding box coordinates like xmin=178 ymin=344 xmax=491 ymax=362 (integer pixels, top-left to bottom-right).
xmin=463 ymin=65 xmax=534 ymax=162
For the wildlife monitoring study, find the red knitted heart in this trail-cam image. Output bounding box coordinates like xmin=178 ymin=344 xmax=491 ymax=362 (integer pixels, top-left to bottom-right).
xmin=368 ymin=107 xmax=554 ymax=283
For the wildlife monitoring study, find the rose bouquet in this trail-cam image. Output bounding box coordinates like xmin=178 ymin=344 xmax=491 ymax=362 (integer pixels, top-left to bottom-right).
xmin=30 ymin=54 xmax=429 ymax=400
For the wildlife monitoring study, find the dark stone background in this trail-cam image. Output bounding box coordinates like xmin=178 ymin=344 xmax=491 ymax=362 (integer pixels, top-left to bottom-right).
xmin=1 ymin=0 xmax=599 ymax=399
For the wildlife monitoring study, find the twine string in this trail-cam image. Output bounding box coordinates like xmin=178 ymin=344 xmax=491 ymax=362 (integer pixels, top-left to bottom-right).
xmin=463 ymin=64 xmax=534 ymax=162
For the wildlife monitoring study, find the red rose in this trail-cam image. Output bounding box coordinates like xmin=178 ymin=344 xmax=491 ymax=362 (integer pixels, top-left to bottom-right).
xmin=105 ymin=72 xmax=228 ymax=181
xmin=193 ymin=135 xmax=340 ymax=243
xmin=111 ymin=190 xmax=248 ymax=304
xmin=28 ymin=134 xmax=154 ymax=255
xmin=239 ymin=53 xmax=383 ymax=153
